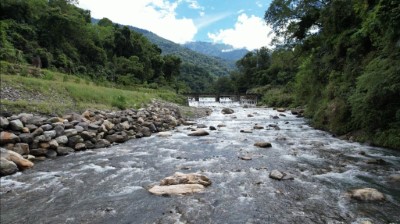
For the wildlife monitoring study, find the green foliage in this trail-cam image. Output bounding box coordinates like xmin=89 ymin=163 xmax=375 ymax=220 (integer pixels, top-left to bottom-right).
xmin=260 ymin=0 xmax=400 ymax=149
xmin=111 ymin=95 xmax=127 ymax=110
xmin=0 ymin=0 xmax=184 ymax=91
xmin=260 ymin=87 xmax=294 ymax=108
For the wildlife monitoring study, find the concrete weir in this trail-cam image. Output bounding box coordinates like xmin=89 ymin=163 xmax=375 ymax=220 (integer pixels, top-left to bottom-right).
xmin=185 ymin=93 xmax=259 ymax=106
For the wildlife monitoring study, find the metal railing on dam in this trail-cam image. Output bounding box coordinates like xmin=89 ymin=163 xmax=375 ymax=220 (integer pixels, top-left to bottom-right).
xmin=185 ymin=93 xmax=259 ymax=106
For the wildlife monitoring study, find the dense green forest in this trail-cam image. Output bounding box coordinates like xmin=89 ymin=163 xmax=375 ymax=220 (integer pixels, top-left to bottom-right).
xmin=0 ymin=0 xmax=212 ymax=92
xmin=217 ymin=0 xmax=400 ymax=149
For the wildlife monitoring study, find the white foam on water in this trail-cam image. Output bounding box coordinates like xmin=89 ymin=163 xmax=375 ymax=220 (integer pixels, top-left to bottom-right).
xmin=79 ymin=164 xmax=116 ymax=172
xmin=0 ymin=177 xmax=31 ymax=191
xmin=238 ymin=196 xmax=254 ymax=202
xmin=108 ymin=185 xmax=143 ymax=196
xmin=130 ymin=151 xmax=151 ymax=156
xmin=281 ymin=154 xmax=298 ymax=161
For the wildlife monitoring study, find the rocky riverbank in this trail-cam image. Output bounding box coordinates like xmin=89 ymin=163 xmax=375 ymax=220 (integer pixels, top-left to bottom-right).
xmin=0 ymin=101 xmax=211 ymax=177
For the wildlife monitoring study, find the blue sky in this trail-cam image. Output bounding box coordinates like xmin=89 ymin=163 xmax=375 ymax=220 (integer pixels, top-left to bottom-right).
xmin=78 ymin=0 xmax=274 ymax=50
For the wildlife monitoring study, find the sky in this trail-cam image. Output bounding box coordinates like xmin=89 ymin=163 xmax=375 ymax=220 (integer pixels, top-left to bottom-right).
xmin=78 ymin=0 xmax=274 ymax=50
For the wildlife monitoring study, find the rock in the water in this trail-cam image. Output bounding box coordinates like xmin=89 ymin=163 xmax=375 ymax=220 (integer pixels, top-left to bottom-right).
xmin=188 ymin=129 xmax=209 ymax=136
xmin=239 ymin=156 xmax=252 ymax=160
xmin=209 ymin=126 xmax=216 ymax=131
xmin=240 ymin=129 xmax=253 ymax=133
xmin=158 ymin=132 xmax=172 ymax=137
xmin=254 ymin=142 xmax=272 ymax=148
xmin=269 ymin=170 xmax=285 ymax=180
xmin=247 ymin=114 xmax=254 ymax=117
xmin=276 ymin=108 xmax=286 ymax=112
xmin=388 ymin=174 xmax=400 ymax=182
xmin=56 ymin=147 xmax=75 ymax=156
xmin=347 ymin=188 xmax=386 ymax=201
xmin=221 ymin=108 xmax=234 ymax=114
xmin=148 ymin=184 xmax=205 ymax=196
xmin=160 ymin=172 xmax=211 ymax=186
xmin=366 ymin=158 xmax=386 ymax=165
xmin=196 ymin=124 xmax=207 ymax=128
xmin=95 ymin=139 xmax=111 ymax=148
xmin=253 ymin=125 xmax=264 ymax=129
xmin=0 ymin=148 xmax=34 ymax=169
xmin=0 ymin=158 xmax=18 ymax=176
xmin=148 ymin=172 xmax=211 ymax=196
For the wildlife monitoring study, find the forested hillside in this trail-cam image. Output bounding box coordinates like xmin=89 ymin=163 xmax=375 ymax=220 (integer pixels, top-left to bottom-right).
xmin=0 ymin=0 xmax=215 ymax=93
xmin=183 ymin=41 xmax=248 ymax=62
xmin=218 ymin=0 xmax=400 ymax=149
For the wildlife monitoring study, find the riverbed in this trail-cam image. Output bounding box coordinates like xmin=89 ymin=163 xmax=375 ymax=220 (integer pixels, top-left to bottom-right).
xmin=1 ymin=103 xmax=399 ymax=224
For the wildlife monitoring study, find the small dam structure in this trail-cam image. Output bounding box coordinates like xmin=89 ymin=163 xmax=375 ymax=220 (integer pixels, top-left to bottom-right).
xmin=185 ymin=93 xmax=259 ymax=106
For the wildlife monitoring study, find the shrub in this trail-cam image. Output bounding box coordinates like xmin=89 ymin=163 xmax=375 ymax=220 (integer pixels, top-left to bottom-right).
xmin=111 ymin=95 xmax=127 ymax=110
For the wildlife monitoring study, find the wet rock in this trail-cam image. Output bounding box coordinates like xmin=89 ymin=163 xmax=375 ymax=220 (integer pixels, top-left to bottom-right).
xmin=221 ymin=108 xmax=234 ymax=114
xmin=0 ymin=158 xmax=18 ymax=176
xmin=10 ymin=119 xmax=24 ymax=131
xmin=239 ymin=156 xmax=252 ymax=160
xmin=148 ymin=172 xmax=211 ymax=196
xmin=56 ymin=146 xmax=75 ymax=156
xmin=388 ymin=174 xmax=400 ymax=182
xmin=269 ymin=170 xmax=285 ymax=180
xmin=140 ymin=127 xmax=152 ymax=137
xmin=209 ymin=126 xmax=216 ymax=131
xmin=158 ymin=132 xmax=172 ymax=137
xmin=95 ymin=139 xmax=111 ymax=148
xmin=254 ymin=142 xmax=272 ymax=148
xmin=217 ymin=124 xmax=226 ymax=128
xmin=188 ymin=129 xmax=209 ymax=136
xmin=196 ymin=124 xmax=207 ymax=128
xmin=0 ymin=131 xmax=20 ymax=144
xmin=148 ymin=184 xmax=205 ymax=196
xmin=253 ymin=125 xmax=264 ymax=129
xmin=240 ymin=129 xmax=253 ymax=133
xmin=271 ymin=115 xmax=279 ymax=119
xmin=160 ymin=172 xmax=211 ymax=186
xmin=45 ymin=149 xmax=57 ymax=158
xmin=0 ymin=148 xmax=34 ymax=170
xmin=347 ymin=188 xmax=386 ymax=201
xmin=247 ymin=114 xmax=254 ymax=117
xmin=30 ymin=148 xmax=48 ymax=157
xmin=276 ymin=108 xmax=286 ymax=112
xmin=183 ymin=120 xmax=196 ymax=126
xmin=366 ymin=158 xmax=386 ymax=165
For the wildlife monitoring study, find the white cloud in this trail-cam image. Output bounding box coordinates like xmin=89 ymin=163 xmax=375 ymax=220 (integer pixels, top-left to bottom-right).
xmin=256 ymin=1 xmax=263 ymax=8
xmin=195 ymin=12 xmax=232 ymax=30
xmin=78 ymin=0 xmax=197 ymax=44
xmin=207 ymin=13 xmax=274 ymax=50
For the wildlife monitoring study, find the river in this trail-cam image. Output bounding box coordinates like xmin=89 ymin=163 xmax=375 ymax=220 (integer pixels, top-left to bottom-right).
xmin=1 ymin=102 xmax=399 ymax=224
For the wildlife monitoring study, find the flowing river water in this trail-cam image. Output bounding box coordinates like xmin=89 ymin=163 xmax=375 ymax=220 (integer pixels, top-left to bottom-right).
xmin=1 ymin=102 xmax=400 ymax=224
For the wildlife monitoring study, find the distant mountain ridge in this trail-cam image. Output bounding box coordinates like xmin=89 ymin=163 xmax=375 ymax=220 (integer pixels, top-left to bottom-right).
xmin=129 ymin=26 xmax=235 ymax=76
xmin=183 ymin=41 xmax=248 ymax=62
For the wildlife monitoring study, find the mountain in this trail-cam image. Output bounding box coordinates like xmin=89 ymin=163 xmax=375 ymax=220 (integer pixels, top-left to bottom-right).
xmin=183 ymin=41 xmax=249 ymax=62
xmin=129 ymin=26 xmax=235 ymax=77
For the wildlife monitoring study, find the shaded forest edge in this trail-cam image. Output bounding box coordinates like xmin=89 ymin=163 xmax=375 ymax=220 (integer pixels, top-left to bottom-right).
xmin=214 ymin=0 xmax=400 ymax=150
xmin=1 ymin=0 xmax=399 ymax=150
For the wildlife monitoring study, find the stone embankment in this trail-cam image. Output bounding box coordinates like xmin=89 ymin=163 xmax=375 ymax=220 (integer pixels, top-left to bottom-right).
xmin=0 ymin=101 xmax=196 ymax=177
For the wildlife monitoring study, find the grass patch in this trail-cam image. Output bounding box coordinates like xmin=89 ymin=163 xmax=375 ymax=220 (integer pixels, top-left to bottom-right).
xmin=1 ymin=63 xmax=185 ymax=114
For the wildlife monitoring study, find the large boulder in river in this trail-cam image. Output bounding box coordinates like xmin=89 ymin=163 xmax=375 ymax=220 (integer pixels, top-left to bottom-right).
xmin=221 ymin=108 xmax=234 ymax=114
xmin=254 ymin=142 xmax=272 ymax=148
xmin=188 ymin=129 xmax=209 ymax=136
xmin=0 ymin=148 xmax=34 ymax=170
xmin=347 ymin=188 xmax=386 ymax=201
xmin=0 ymin=158 xmax=18 ymax=176
xmin=148 ymin=172 xmax=211 ymax=196
xmin=148 ymin=184 xmax=205 ymax=196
